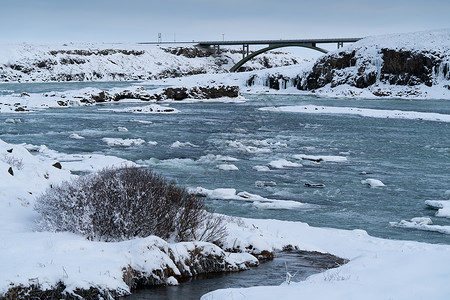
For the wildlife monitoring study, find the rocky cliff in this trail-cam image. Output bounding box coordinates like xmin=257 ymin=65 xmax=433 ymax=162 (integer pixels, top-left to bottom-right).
xmin=294 ymin=30 xmax=450 ymax=97
xmin=0 ymin=44 xmax=302 ymax=82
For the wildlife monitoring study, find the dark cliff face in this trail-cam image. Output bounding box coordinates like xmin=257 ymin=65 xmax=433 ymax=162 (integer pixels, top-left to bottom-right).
xmin=297 ymin=48 xmax=449 ymax=91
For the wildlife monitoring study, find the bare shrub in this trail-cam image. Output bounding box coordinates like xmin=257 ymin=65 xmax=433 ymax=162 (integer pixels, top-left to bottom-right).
xmin=35 ymin=167 xmax=227 ymax=243
xmin=2 ymin=154 xmax=24 ymax=170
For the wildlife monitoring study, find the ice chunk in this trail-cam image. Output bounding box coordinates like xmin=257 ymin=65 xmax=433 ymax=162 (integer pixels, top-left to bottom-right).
xmin=425 ymin=200 xmax=450 ymax=218
xmin=217 ymin=164 xmax=239 ymax=171
xmin=171 ymin=141 xmax=198 ymax=148
xmin=102 ymin=137 xmax=146 ymax=146
xmin=268 ymin=159 xmax=302 ymax=169
xmin=361 ymin=178 xmax=385 ymax=188
xmin=253 ymin=165 xmax=270 ymax=172
xmin=69 ymin=133 xmax=85 ymax=140
xmin=390 ymin=217 xmax=450 ymax=234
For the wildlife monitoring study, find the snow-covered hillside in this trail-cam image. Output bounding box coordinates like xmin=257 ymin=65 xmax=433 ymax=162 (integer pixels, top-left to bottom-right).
xmin=0 ymin=43 xmax=304 ymax=82
xmin=295 ymin=29 xmax=450 ymax=98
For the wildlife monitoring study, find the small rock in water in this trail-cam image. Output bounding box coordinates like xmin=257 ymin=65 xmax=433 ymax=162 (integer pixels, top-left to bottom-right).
xmin=305 ymin=183 xmax=326 ymax=188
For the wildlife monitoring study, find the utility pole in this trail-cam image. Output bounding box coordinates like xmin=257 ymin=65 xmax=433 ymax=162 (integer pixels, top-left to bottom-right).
xmin=222 ymin=33 xmax=225 ymax=41
xmin=158 ymin=33 xmax=162 ymax=43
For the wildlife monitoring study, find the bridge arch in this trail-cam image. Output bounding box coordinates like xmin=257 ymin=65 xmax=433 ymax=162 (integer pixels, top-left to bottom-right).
xmin=230 ymin=43 xmax=328 ymax=72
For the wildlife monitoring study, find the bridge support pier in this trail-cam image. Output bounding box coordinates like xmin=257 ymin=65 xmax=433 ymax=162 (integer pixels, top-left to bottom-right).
xmin=213 ymin=45 xmax=221 ymax=55
xmin=242 ymin=44 xmax=249 ymax=59
xmin=337 ymin=41 xmax=344 ymax=49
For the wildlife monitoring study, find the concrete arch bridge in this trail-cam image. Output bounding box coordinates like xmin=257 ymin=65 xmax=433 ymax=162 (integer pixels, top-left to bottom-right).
xmin=197 ymin=38 xmax=361 ymax=72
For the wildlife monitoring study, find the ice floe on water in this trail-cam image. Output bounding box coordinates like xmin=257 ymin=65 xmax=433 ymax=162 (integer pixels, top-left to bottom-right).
xmin=198 ymin=154 xmax=239 ymax=162
xmin=216 ymin=164 xmax=239 ymax=171
xmin=133 ymin=120 xmax=153 ymax=124
xmin=260 ymin=105 xmax=450 ymax=123
xmin=361 ymin=178 xmax=385 ymax=188
xmin=268 ymin=159 xmax=302 ymax=169
xmin=293 ymin=154 xmax=348 ymax=163
xmin=390 ymin=217 xmax=450 ymax=235
xmin=5 ymin=118 xmax=22 ymax=124
xmin=171 ymin=141 xmax=199 ymax=148
xmin=102 ymin=137 xmax=146 ymax=147
xmin=253 ymin=165 xmax=270 ymax=172
xmin=98 ymin=104 xmax=180 ymax=114
xmin=191 ymin=187 xmax=314 ymax=210
xmin=69 ymin=133 xmax=85 ymax=140
xmin=425 ymin=200 xmax=450 ymax=218
xmin=117 ymin=126 xmax=128 ymax=132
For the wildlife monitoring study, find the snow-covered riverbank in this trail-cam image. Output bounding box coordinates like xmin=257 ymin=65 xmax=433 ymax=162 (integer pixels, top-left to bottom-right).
xmin=2 ymin=136 xmax=450 ymax=299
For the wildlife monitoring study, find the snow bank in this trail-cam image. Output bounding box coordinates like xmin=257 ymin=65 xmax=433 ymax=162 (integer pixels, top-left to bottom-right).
xmin=0 ymin=139 xmax=258 ymax=297
xmin=203 ymin=216 xmax=450 ymax=300
xmin=260 ymin=105 xmax=450 ymax=123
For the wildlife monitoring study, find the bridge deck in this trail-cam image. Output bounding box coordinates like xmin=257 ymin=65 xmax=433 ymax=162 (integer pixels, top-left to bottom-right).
xmin=197 ymin=38 xmax=362 ymax=46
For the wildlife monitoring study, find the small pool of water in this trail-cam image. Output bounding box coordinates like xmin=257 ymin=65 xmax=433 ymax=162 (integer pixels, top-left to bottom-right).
xmin=124 ymin=251 xmax=346 ymax=300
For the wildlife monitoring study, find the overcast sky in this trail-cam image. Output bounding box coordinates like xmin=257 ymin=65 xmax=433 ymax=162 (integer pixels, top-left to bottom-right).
xmin=1 ymin=0 xmax=449 ymax=44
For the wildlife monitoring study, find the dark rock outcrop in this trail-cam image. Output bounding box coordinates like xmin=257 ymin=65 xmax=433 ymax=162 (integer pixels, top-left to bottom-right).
xmin=63 ymin=85 xmax=241 ymax=105
xmin=297 ymin=48 xmax=448 ymax=91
